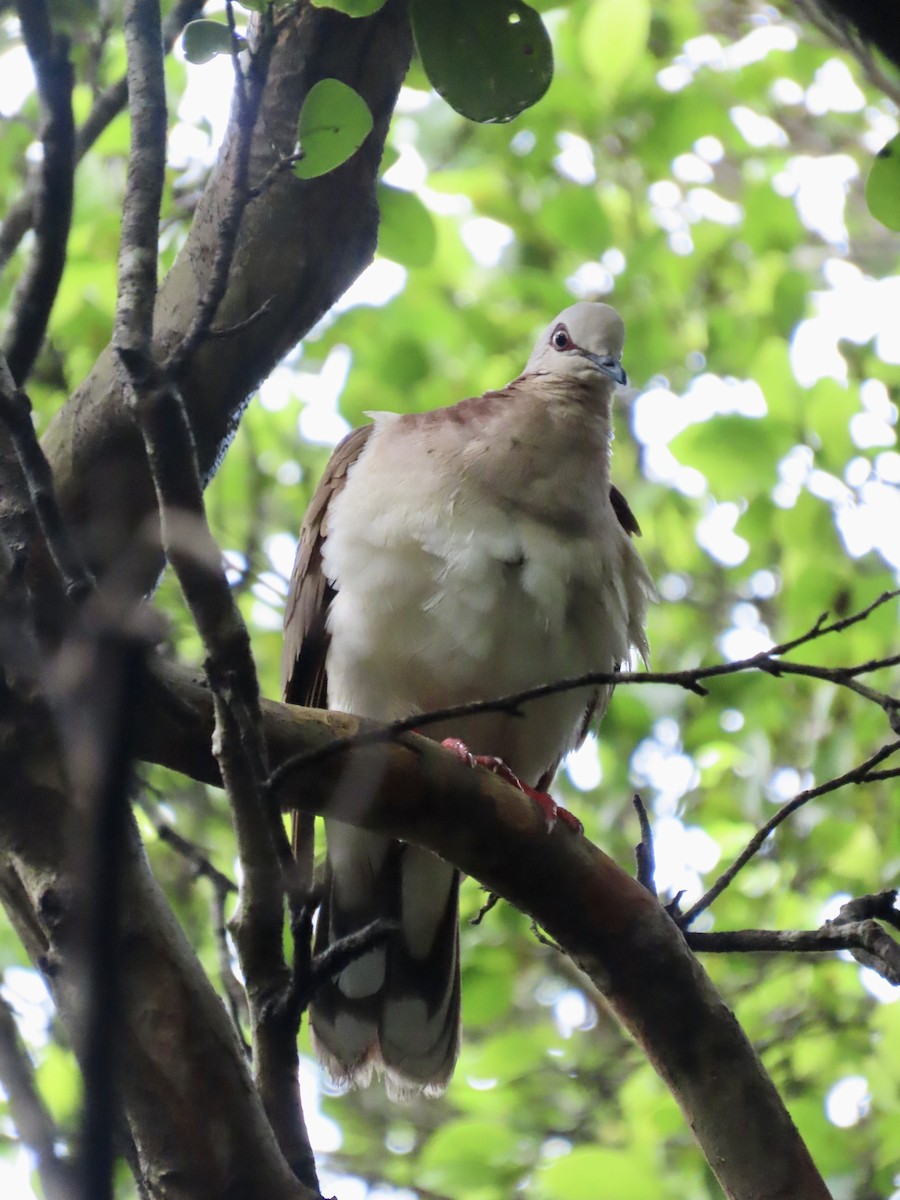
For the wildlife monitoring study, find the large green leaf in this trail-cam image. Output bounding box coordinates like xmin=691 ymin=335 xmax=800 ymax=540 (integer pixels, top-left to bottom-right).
xmin=294 ymin=79 xmax=373 ymax=179
xmin=411 ymin=0 xmax=553 ymax=123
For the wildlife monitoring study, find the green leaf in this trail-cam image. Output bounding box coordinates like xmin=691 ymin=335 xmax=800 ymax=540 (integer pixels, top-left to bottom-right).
xmin=411 ymin=0 xmax=553 ymax=123
xmin=311 ymin=0 xmax=387 ymax=13
xmin=865 ymin=134 xmax=900 ymax=232
xmin=537 ymin=1146 xmax=661 ymax=1200
xmin=669 ymin=414 xmax=778 ymax=499
xmin=580 ymin=0 xmax=651 ymax=102
xmin=181 ymin=19 xmax=239 ymax=65
xmin=294 ymin=79 xmax=374 ymax=179
xmin=377 ymin=184 xmax=437 ymax=266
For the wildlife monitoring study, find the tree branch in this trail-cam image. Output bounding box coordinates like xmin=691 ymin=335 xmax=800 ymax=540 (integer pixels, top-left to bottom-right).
xmin=268 ymin=588 xmax=900 ymax=790
xmin=679 ymin=741 xmax=900 ymax=925
xmin=166 ymin=6 xmax=275 ymax=376
xmin=137 ymin=657 xmax=833 ymax=1200
xmin=3 ymin=0 xmax=75 ymax=384
xmin=0 ymin=688 xmax=318 ymax=1200
xmin=0 ymin=357 xmax=91 ymax=602
xmin=119 ymin=346 xmax=316 ymax=1189
xmin=688 ymin=914 xmax=900 ymax=986
xmin=114 ymin=0 xmax=166 ymax=357
xmin=0 ymin=991 xmax=76 ymax=1200
xmin=144 ymin=803 xmax=249 ymax=1035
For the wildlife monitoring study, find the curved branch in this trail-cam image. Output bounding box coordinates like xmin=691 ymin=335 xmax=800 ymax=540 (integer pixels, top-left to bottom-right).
xmin=3 ymin=0 xmax=75 ymax=384
xmin=138 ymin=657 xmax=832 ymax=1200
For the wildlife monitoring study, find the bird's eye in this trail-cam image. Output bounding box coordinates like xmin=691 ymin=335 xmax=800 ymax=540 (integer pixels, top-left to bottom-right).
xmin=551 ymin=325 xmax=571 ymax=351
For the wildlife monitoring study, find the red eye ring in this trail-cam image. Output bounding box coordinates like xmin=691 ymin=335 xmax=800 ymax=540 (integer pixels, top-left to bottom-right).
xmin=551 ymin=324 xmax=572 ymax=351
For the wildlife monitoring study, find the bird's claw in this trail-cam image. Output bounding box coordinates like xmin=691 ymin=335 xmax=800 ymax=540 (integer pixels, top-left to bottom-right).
xmin=521 ymin=785 xmax=583 ymax=835
xmin=440 ymin=737 xmax=582 ymax=835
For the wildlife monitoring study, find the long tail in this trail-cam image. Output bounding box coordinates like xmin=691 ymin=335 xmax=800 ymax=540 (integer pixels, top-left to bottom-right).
xmin=310 ymin=819 xmax=461 ymax=1096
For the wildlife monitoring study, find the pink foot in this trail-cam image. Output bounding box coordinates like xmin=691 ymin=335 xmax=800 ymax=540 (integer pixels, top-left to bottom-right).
xmin=441 ymin=738 xmax=583 ymax=834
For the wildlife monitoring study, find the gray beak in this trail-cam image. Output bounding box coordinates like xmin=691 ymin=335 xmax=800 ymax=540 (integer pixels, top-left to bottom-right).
xmin=583 ymin=352 xmax=627 ymax=386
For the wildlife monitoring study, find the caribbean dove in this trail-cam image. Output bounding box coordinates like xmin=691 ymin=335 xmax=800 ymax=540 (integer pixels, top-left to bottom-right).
xmin=282 ymin=301 xmax=652 ymax=1096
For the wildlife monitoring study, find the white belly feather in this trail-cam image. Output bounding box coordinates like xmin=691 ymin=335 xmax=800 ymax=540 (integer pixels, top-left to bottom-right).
xmin=322 ymin=418 xmax=649 ymax=785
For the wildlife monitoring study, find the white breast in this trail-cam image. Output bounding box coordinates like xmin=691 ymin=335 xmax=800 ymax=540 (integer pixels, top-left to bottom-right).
xmin=321 ymin=418 xmax=651 ymax=785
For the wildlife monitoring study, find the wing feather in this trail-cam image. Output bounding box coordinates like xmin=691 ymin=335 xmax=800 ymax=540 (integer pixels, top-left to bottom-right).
xmin=282 ymin=424 xmax=373 ymax=861
xmin=281 ymin=424 xmax=374 ymax=706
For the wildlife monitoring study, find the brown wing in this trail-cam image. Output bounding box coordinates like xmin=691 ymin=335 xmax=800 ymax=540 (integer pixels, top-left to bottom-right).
xmin=282 ymin=424 xmax=373 ymax=863
xmin=609 ymin=483 xmax=641 ymax=537
xmin=282 ymin=423 xmax=373 ymax=706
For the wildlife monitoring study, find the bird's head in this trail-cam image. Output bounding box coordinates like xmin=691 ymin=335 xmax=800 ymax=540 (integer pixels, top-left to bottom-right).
xmin=525 ymin=302 xmax=627 ymax=387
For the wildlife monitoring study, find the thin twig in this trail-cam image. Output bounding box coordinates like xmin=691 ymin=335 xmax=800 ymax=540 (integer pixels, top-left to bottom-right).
xmin=166 ymin=5 xmax=275 ymax=376
xmin=145 ymin=807 xmax=249 ymax=1034
xmin=305 ymin=918 xmax=398 ymax=1008
xmin=632 ymin=793 xmax=656 ymax=895
xmin=470 ymin=891 xmax=501 ymax=925
xmin=0 ymin=357 xmax=92 ymax=600
xmin=118 ymin=343 xmax=317 ymax=1188
xmin=270 ymin=590 xmax=900 ymax=791
xmin=113 ymin=0 xmax=167 ymax=357
xmin=679 ymin=743 xmax=900 ymax=927
xmin=208 ymin=297 xmax=274 ymax=340
xmin=0 ymin=990 xmax=75 ymax=1200
xmin=792 ymin=0 xmax=900 ymax=108
xmin=4 ymin=0 xmax=75 ymax=384
xmin=688 ymin=918 xmax=900 ymax=986
xmin=530 ymin=921 xmax=564 ymax=952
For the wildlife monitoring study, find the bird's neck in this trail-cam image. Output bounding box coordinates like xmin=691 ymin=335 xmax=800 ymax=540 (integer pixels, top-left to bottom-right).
xmin=463 ymin=374 xmax=614 ymax=531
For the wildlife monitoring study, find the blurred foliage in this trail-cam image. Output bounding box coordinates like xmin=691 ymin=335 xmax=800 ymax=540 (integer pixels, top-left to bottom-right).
xmin=1 ymin=0 xmax=900 ymax=1197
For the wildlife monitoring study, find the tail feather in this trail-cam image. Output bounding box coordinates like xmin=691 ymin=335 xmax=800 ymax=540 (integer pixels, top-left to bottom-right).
xmin=310 ymin=820 xmax=461 ymax=1093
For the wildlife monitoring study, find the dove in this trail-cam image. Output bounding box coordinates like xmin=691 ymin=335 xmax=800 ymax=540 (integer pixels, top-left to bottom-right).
xmin=282 ymin=301 xmax=652 ymax=1096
